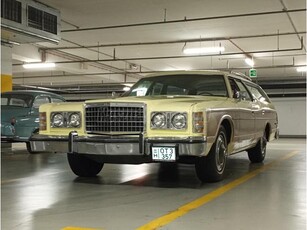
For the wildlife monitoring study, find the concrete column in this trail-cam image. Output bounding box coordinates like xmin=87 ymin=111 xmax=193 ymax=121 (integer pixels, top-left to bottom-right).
xmin=1 ymin=45 xmax=13 ymax=92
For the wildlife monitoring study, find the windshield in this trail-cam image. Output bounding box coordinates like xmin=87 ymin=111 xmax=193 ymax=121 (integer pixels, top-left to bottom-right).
xmin=125 ymin=74 xmax=228 ymax=97
xmin=1 ymin=94 xmax=34 ymax=108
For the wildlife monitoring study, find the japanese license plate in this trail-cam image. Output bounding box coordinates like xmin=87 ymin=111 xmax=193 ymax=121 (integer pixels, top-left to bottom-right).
xmin=152 ymin=146 xmax=176 ymax=161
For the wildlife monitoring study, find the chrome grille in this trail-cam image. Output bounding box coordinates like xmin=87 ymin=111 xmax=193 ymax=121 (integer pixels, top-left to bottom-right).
xmin=85 ymin=103 xmax=145 ymax=133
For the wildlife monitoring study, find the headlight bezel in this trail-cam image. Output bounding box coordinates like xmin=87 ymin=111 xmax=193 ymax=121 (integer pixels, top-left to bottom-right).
xmin=50 ymin=111 xmax=82 ymax=128
xmin=150 ymin=111 xmax=187 ymax=130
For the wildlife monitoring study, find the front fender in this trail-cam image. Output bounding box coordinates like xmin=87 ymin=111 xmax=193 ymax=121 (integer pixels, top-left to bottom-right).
xmin=1 ymin=122 xmax=15 ymax=137
xmin=13 ymin=116 xmax=39 ymax=140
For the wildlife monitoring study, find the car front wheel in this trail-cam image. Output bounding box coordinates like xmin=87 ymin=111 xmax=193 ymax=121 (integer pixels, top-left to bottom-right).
xmin=195 ymin=126 xmax=228 ymax=182
xmin=67 ymin=153 xmax=104 ymax=177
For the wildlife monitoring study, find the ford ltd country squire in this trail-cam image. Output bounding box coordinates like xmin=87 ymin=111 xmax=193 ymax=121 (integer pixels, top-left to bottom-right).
xmin=30 ymin=70 xmax=279 ymax=182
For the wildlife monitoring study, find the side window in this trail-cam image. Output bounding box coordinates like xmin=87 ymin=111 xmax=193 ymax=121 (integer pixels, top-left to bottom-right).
xmin=229 ymin=78 xmax=252 ymax=101
xmin=51 ymin=97 xmax=65 ymax=103
xmin=33 ymin=96 xmax=50 ymax=108
xmin=245 ymin=84 xmax=270 ymax=103
xmin=229 ymin=78 xmax=240 ymax=98
xmin=1 ymin=97 xmax=8 ymax=105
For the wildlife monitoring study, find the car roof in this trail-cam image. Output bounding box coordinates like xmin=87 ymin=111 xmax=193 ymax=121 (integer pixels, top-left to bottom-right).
xmin=144 ymin=70 xmax=252 ymax=82
xmin=1 ymin=90 xmax=65 ymax=98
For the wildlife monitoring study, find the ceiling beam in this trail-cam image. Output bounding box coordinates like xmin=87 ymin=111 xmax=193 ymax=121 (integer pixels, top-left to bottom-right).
xmin=42 ymin=31 xmax=306 ymax=50
xmin=61 ymin=8 xmax=306 ymax=33
xmin=13 ymin=64 xmax=307 ymax=80
xmin=14 ymin=41 xmax=304 ymax=65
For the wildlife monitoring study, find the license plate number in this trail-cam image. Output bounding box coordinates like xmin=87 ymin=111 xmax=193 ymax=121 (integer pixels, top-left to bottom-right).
xmin=152 ymin=146 xmax=176 ymax=161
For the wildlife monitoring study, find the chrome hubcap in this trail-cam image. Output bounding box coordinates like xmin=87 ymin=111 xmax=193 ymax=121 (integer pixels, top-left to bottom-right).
xmin=216 ymin=135 xmax=227 ymax=173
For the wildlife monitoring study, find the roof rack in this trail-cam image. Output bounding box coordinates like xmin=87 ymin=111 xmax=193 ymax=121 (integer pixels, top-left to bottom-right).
xmin=230 ymin=71 xmax=252 ymax=81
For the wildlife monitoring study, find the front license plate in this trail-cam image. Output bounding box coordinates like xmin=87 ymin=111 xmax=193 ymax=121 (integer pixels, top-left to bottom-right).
xmin=152 ymin=146 xmax=176 ymax=161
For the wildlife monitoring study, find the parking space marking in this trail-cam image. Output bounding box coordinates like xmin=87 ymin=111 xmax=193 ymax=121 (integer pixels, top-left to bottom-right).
xmin=135 ymin=150 xmax=300 ymax=230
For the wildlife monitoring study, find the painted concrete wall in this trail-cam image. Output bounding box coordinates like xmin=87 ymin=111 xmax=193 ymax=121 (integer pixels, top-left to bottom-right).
xmin=271 ymin=97 xmax=306 ymax=137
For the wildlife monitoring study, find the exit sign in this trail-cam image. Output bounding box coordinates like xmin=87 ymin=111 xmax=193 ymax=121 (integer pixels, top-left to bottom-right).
xmin=249 ymin=69 xmax=257 ymax=78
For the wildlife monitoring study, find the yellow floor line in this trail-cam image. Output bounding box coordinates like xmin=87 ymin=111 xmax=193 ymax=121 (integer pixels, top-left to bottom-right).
xmin=135 ymin=150 xmax=299 ymax=230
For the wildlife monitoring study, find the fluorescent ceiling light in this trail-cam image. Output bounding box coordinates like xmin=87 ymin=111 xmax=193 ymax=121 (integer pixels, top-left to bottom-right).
xmin=23 ymin=62 xmax=56 ymax=69
xmin=183 ymin=46 xmax=225 ymax=55
xmin=296 ymin=66 xmax=307 ymax=72
xmin=245 ymin=57 xmax=254 ymax=67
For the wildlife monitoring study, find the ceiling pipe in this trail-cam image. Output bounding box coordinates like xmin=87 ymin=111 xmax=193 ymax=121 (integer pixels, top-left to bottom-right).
xmin=15 ymin=40 xmax=304 ymax=66
xmin=61 ymin=8 xmax=306 ymax=33
xmin=279 ymin=0 xmax=306 ymax=51
xmin=43 ymin=31 xmax=306 ymax=50
xmin=13 ymin=64 xmax=307 ymax=80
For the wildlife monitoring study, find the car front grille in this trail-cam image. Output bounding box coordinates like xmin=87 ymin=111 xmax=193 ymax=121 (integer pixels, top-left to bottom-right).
xmin=85 ymin=103 xmax=145 ymax=133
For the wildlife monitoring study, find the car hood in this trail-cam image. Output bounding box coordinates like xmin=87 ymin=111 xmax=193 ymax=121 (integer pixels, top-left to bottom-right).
xmin=86 ymin=95 xmax=228 ymax=110
xmin=1 ymin=106 xmax=31 ymax=122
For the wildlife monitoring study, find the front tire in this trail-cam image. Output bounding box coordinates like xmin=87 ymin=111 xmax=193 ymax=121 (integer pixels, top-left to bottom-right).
xmin=67 ymin=153 xmax=104 ymax=177
xmin=195 ymin=126 xmax=228 ymax=182
xmin=248 ymin=132 xmax=267 ymax=163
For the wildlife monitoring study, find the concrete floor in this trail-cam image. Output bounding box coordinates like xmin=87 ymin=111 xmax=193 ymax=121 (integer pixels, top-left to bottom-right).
xmin=1 ymin=138 xmax=306 ymax=230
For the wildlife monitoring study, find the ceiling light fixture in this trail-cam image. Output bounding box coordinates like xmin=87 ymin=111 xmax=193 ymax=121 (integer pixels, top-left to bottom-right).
xmin=296 ymin=66 xmax=307 ymax=72
xmin=183 ymin=46 xmax=225 ymax=55
xmin=23 ymin=62 xmax=56 ymax=69
xmin=244 ymin=57 xmax=254 ymax=67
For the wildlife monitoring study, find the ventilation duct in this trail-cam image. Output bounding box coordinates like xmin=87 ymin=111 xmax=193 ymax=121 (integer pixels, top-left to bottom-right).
xmin=1 ymin=0 xmax=61 ymax=44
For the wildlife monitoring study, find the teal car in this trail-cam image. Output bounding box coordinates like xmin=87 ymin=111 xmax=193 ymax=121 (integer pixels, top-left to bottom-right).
xmin=1 ymin=90 xmax=65 ymax=153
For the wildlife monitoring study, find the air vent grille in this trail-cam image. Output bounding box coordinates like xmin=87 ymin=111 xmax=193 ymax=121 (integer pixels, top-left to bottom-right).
xmin=1 ymin=0 xmax=22 ymax=23
xmin=28 ymin=6 xmax=57 ymax=34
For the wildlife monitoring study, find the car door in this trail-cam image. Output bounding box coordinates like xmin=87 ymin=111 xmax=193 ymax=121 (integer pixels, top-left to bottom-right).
xmin=244 ymin=83 xmax=271 ymax=139
xmin=229 ymin=78 xmax=257 ymax=147
xmin=14 ymin=95 xmax=51 ymax=139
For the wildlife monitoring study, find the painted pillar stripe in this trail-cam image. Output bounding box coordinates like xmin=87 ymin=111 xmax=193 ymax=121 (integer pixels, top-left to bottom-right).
xmin=135 ymin=151 xmax=299 ymax=230
xmin=1 ymin=74 xmax=12 ymax=92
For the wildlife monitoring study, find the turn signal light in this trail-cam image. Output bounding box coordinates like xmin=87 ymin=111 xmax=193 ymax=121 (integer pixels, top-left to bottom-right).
xmin=193 ymin=112 xmax=204 ymax=133
xmin=39 ymin=112 xmax=47 ymax=130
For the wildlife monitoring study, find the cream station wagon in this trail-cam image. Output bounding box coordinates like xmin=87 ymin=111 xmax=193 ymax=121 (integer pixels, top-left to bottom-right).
xmin=30 ymin=70 xmax=279 ymax=182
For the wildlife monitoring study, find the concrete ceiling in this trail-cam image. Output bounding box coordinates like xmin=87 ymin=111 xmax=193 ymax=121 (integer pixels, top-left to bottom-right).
xmin=10 ymin=0 xmax=306 ymax=90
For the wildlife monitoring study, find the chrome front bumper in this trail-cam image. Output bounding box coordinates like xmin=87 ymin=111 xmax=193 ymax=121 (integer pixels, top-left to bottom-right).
xmin=30 ymin=131 xmax=207 ymax=162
